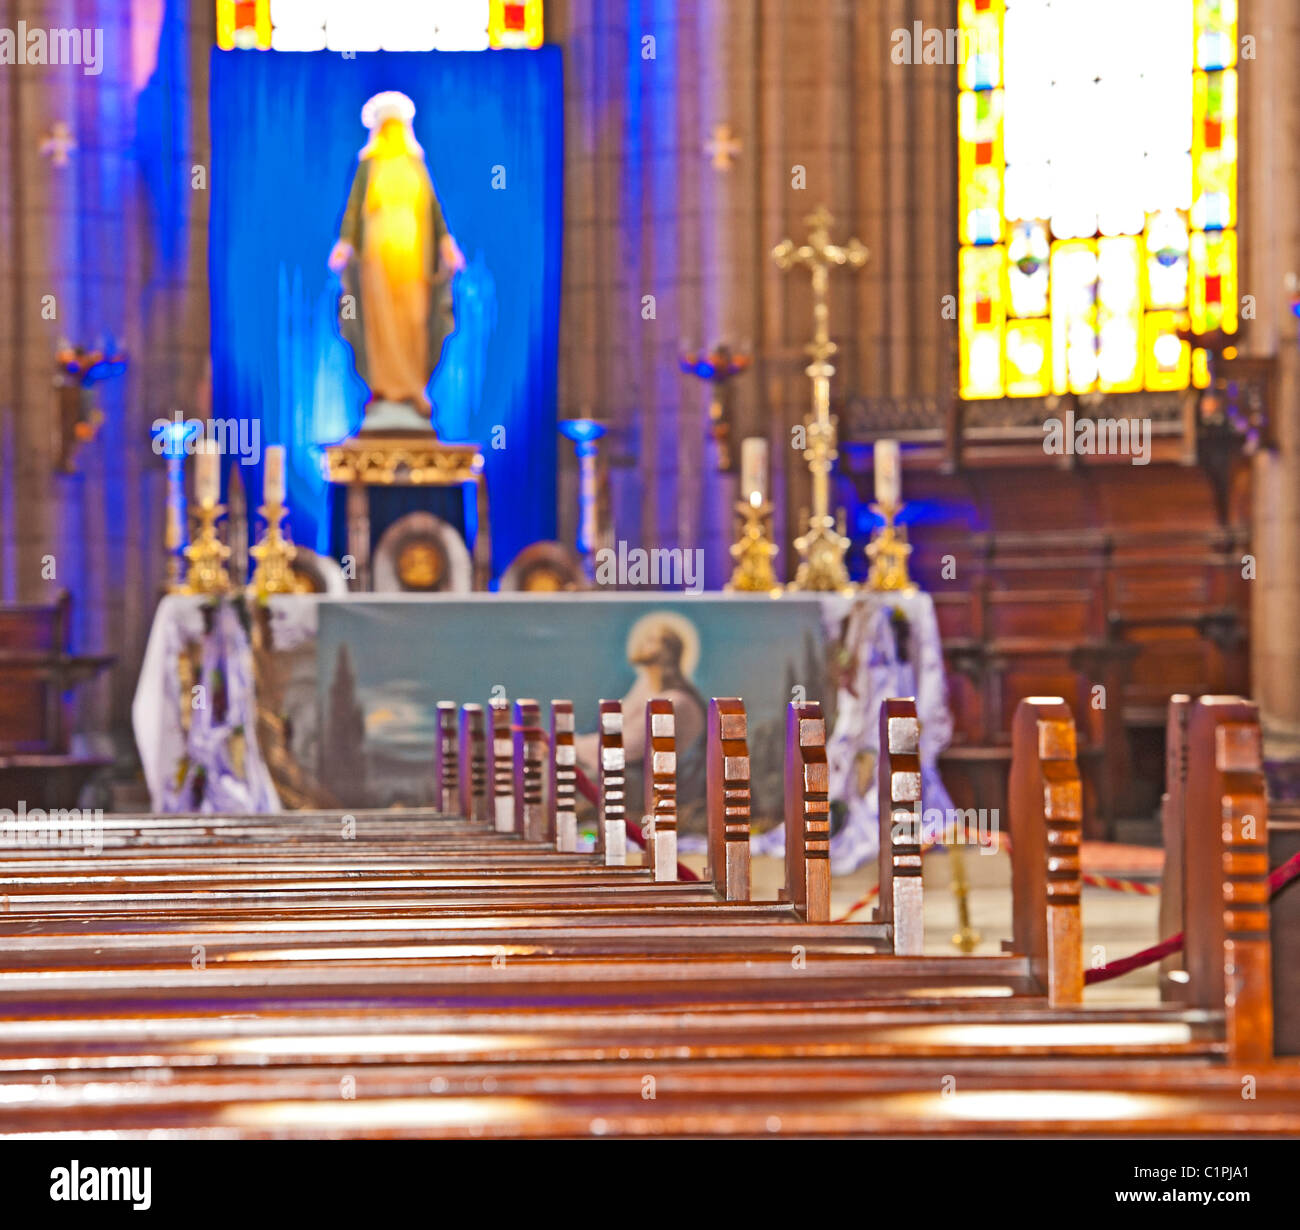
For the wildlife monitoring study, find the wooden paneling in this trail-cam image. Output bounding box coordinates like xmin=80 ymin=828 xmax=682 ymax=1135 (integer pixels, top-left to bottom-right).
xmin=844 ymin=461 xmax=1250 ymax=835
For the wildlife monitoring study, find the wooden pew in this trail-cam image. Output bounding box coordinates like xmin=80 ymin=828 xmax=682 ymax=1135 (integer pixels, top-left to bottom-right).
xmin=644 ymin=698 xmax=677 ymax=882
xmin=512 ymin=699 xmax=546 ymax=841
xmin=784 ymin=700 xmax=829 ymax=922
xmin=706 ymin=698 xmax=751 ymax=902
xmin=1183 ymin=696 xmax=1273 ymax=1062
xmin=875 ymin=698 xmax=923 ymax=953
xmin=434 ymin=702 xmax=459 ymax=814
xmin=0 ymin=591 xmax=113 ymax=810
xmin=1159 ymin=694 xmax=1283 ymax=1057
xmin=548 ymin=700 xmax=577 ymax=853
xmin=597 ymin=700 xmax=627 ymax=866
xmin=1008 ymin=697 xmax=1084 ymax=1006
xmin=458 ymin=703 xmax=487 ymax=824
xmin=0 ymin=694 xmax=1292 ymax=1139
xmin=488 ymin=697 xmax=514 ymax=833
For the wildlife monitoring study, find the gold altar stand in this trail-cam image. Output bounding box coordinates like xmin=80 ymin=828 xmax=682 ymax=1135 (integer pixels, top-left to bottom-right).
xmin=324 ymin=435 xmax=491 ymax=591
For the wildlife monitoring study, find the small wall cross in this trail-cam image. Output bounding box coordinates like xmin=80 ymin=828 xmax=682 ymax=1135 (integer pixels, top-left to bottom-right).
xmin=705 ymin=123 xmax=742 ymax=171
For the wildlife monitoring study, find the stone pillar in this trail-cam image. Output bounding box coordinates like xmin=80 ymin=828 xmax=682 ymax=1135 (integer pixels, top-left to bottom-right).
xmin=1243 ymin=0 xmax=1300 ymax=752
xmin=0 ymin=0 xmax=212 ymax=750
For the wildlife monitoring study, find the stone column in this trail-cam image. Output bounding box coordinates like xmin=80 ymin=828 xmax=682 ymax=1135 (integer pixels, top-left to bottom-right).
xmin=1243 ymin=0 xmax=1300 ymax=752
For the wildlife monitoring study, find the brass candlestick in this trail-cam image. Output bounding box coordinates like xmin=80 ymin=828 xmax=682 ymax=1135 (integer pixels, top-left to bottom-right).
xmin=772 ymin=206 xmax=868 ymax=593
xmin=248 ymin=502 xmax=298 ymax=597
xmin=726 ymin=495 xmax=782 ymax=594
xmin=865 ymin=502 xmax=918 ymax=593
xmin=182 ymin=500 xmax=231 ymax=595
xmin=949 ymin=842 xmax=981 ymax=954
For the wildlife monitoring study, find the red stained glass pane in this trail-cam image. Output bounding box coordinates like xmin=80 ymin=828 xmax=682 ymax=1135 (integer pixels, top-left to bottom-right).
xmin=1204 ymin=119 xmax=1222 ymax=148
xmin=975 ymin=141 xmax=993 ymax=166
xmin=975 ymin=0 xmax=991 ymax=9
xmin=504 ymin=3 xmax=527 ymax=29
xmin=234 ymin=0 xmax=257 ymax=24
xmin=1205 ymin=274 xmax=1222 ymax=304
xmin=975 ymin=298 xmax=993 ymax=325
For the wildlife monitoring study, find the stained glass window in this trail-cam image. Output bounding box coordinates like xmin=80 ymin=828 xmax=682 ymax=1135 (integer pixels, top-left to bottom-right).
xmin=216 ymin=1 xmax=545 ymax=53
xmin=957 ymin=0 xmax=1237 ymax=399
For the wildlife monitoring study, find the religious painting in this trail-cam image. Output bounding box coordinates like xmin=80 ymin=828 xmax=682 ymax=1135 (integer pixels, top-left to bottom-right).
xmin=314 ymin=596 xmax=834 ymax=831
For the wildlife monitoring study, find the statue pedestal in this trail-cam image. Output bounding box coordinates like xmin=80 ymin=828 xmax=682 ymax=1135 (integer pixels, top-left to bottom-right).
xmin=358 ymin=400 xmax=435 ymax=434
xmin=323 ymin=434 xmax=491 ymax=591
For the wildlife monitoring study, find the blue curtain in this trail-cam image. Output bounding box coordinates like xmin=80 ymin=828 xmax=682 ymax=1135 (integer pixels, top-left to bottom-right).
xmin=209 ymin=48 xmax=562 ymax=574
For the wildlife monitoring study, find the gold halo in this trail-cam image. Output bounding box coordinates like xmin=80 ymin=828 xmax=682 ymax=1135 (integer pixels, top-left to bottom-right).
xmin=624 ymin=610 xmax=701 ymax=677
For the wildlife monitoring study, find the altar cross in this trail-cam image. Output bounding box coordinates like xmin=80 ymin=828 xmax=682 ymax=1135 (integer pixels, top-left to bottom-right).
xmin=771 ymin=205 xmax=868 ymax=367
xmin=771 ymin=205 xmax=868 ymax=592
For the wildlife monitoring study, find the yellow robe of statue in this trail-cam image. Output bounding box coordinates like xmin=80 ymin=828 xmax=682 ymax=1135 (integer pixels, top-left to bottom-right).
xmin=337 ymin=120 xmax=454 ymax=415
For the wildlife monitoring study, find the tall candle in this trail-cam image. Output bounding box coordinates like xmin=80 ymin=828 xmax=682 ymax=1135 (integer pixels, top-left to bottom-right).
xmin=195 ymin=443 xmax=220 ymax=506
xmin=264 ymin=445 xmax=285 ymax=506
xmin=740 ymin=437 xmax=768 ymax=503
xmin=874 ymin=439 xmax=901 ymax=509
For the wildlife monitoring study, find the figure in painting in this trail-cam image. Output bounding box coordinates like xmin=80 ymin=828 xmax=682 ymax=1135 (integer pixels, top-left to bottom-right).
xmin=328 ymin=91 xmax=466 ymax=432
xmin=574 ymin=613 xmax=709 ymax=805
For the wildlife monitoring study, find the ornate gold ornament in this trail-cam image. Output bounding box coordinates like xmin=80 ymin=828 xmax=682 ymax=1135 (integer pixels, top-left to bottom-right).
xmin=772 ymin=206 xmax=868 ymax=593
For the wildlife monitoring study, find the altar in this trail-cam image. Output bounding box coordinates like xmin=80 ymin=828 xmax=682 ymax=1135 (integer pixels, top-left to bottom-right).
xmin=133 ymin=590 xmax=954 ymax=873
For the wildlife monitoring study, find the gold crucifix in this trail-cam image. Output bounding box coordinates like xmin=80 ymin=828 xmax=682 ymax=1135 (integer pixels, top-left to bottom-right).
xmin=772 ymin=205 xmax=868 ymax=592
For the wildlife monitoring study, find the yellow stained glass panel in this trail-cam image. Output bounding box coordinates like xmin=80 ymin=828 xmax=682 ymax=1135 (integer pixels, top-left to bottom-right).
xmin=959 ymin=0 xmax=1237 ymax=398
xmin=216 ymin=0 xmax=271 ymax=51
xmin=490 ymin=0 xmax=545 ymax=49
xmin=1005 ymin=318 xmax=1051 ymax=398
xmin=960 ymin=246 xmax=1005 ymax=400
xmin=1144 ymin=311 xmax=1192 ymax=392
xmin=1097 ymin=237 xmax=1143 ymax=394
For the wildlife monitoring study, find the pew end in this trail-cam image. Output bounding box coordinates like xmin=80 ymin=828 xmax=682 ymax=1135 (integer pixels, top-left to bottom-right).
xmin=488 ymin=697 xmax=515 ymax=833
xmin=876 ymin=698 xmax=923 ymax=953
xmin=549 ymin=701 xmax=577 ymax=852
xmin=784 ymin=701 xmax=830 ymax=922
xmin=707 ymin=698 xmax=752 ymax=902
xmin=457 ymin=703 xmax=488 ymax=823
xmin=645 ymin=698 xmax=678 ymax=882
xmin=1009 ymin=697 xmax=1084 ymax=1006
xmin=512 ymin=700 xmax=546 ymax=842
xmin=1158 ymin=694 xmax=1192 ymax=1003
xmin=434 ymin=702 xmax=459 ymax=815
xmin=1183 ymin=696 xmax=1273 ymax=1063
xmin=598 ymin=700 xmax=627 ymax=865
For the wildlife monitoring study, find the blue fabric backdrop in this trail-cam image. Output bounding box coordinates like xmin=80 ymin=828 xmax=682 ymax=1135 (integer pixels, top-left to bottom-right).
xmin=209 ymin=48 xmax=562 ymax=574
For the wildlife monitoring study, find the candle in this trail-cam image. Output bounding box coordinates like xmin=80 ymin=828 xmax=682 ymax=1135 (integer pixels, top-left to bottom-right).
xmin=264 ymin=445 xmax=285 ymax=507
xmin=740 ymin=437 xmax=767 ymax=503
xmin=874 ymin=439 xmax=901 ymax=509
xmin=195 ymin=443 xmax=220 ymax=506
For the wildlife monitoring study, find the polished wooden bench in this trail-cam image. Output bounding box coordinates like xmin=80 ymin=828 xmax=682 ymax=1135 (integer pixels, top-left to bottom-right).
xmin=0 ymin=692 xmax=1292 ymax=1138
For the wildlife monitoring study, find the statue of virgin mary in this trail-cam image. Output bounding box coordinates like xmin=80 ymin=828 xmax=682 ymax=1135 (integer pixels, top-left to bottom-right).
xmin=328 ymin=91 xmax=465 ymax=433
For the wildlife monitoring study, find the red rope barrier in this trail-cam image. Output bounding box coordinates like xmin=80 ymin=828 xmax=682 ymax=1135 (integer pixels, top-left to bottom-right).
xmin=1085 ymin=848 xmax=1300 ymax=984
